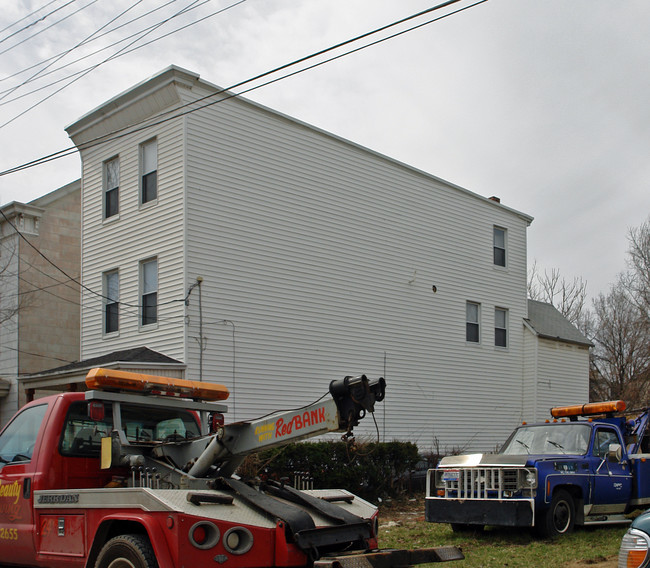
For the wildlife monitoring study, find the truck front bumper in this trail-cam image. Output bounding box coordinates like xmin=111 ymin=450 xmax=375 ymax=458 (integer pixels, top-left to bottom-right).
xmin=425 ymin=497 xmax=534 ymax=527
xmin=314 ymin=546 xmax=464 ymax=567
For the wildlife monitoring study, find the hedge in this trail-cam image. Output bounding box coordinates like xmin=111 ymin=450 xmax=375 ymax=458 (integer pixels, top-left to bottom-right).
xmin=237 ymin=440 xmax=420 ymax=502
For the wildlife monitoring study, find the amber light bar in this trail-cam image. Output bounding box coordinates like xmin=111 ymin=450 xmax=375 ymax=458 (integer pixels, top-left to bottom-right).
xmin=550 ymin=400 xmax=626 ymax=418
xmin=85 ymin=368 xmax=230 ymax=401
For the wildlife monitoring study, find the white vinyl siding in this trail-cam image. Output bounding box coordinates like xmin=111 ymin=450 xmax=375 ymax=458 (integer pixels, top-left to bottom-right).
xmin=182 ymin=85 xmax=532 ymax=447
xmin=69 ymin=68 xmax=590 ymax=452
xmin=78 ymin=111 xmax=186 ymax=362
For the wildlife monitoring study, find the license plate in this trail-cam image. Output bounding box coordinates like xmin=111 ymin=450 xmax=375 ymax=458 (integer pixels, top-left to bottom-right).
xmin=442 ymin=469 xmax=460 ymax=482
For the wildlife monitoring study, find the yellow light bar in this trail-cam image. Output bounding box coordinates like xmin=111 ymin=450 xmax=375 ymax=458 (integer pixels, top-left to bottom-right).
xmin=85 ymin=368 xmax=229 ymax=401
xmin=550 ymin=400 xmax=626 ymax=419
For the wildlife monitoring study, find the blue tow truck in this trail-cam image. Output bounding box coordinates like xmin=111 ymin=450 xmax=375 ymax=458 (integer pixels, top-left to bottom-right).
xmin=425 ymin=401 xmax=650 ymax=537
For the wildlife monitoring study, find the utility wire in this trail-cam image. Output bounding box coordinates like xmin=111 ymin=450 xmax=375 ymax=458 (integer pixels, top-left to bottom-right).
xmin=0 ymin=0 xmax=179 ymax=85
xmin=0 ymin=0 xmax=146 ymax=103
xmin=0 ymin=0 xmax=77 ymax=45
xmin=0 ymin=0 xmax=486 ymax=176
xmin=0 ymin=0 xmax=61 ymax=36
xmin=0 ymin=0 xmax=100 ymax=54
xmin=0 ymin=0 xmax=210 ymax=129
xmin=0 ymin=0 xmax=236 ymax=105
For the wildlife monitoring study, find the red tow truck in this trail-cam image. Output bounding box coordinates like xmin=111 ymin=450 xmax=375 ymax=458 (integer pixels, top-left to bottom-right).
xmin=0 ymin=368 xmax=463 ymax=567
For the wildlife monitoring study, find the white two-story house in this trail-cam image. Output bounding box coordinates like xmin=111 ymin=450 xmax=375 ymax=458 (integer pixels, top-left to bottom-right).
xmin=25 ymin=65 xmax=589 ymax=451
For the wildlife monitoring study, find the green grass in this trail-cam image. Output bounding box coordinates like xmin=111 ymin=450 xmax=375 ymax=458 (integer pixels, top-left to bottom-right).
xmin=378 ymin=501 xmax=628 ymax=567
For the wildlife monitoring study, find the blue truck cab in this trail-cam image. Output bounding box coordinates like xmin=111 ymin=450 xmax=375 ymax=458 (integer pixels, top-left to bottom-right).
xmin=426 ymin=401 xmax=650 ymax=537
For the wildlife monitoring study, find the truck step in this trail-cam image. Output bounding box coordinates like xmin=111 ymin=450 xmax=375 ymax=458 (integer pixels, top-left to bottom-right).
xmin=583 ymin=514 xmax=632 ymax=526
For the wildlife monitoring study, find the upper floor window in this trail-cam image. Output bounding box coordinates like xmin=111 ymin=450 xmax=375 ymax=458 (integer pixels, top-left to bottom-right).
xmin=466 ymin=301 xmax=480 ymax=343
xmin=104 ymin=270 xmax=119 ymax=334
xmin=495 ymin=307 xmax=508 ymax=347
xmin=493 ymin=227 xmax=506 ymax=267
xmin=141 ymin=258 xmax=158 ymax=326
xmin=141 ymin=139 xmax=158 ymax=205
xmin=104 ymin=157 xmax=120 ymax=218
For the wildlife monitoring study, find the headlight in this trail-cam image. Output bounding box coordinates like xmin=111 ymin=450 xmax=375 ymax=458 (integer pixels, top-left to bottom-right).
xmin=619 ymin=528 xmax=650 ymax=568
xmin=525 ymin=471 xmax=537 ymax=487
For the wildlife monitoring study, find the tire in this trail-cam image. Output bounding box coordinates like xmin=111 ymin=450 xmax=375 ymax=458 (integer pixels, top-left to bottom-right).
xmin=536 ymin=489 xmax=575 ymax=538
xmin=95 ymin=534 xmax=158 ymax=568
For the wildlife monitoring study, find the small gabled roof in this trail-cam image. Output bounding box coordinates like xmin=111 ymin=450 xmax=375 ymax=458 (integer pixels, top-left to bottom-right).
xmin=19 ymin=346 xmax=185 ymax=393
xmin=525 ymin=299 xmax=592 ymax=347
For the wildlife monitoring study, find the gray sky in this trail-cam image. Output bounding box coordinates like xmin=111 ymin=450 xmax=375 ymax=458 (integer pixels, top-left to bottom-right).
xmin=1 ymin=0 xmax=649 ymax=300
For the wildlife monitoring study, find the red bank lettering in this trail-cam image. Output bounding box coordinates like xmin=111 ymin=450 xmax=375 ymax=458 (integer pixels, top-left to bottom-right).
xmin=276 ymin=406 xmax=326 ymax=438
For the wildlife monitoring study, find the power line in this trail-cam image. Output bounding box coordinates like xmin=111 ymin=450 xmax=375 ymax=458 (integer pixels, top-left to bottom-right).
xmin=0 ymin=0 xmax=61 ymax=36
xmin=0 ymin=0 xmax=98 ymax=54
xmin=0 ymin=0 xmax=179 ymax=86
xmin=0 ymin=0 xmax=147 ymax=103
xmin=0 ymin=0 xmax=487 ymax=176
xmin=0 ymin=0 xmax=76 ymax=45
xmin=0 ymin=0 xmax=211 ymax=130
xmin=0 ymin=0 xmax=238 ymax=107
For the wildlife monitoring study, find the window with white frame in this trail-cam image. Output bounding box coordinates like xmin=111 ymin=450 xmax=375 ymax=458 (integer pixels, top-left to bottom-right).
xmin=141 ymin=139 xmax=158 ymax=205
xmin=466 ymin=301 xmax=480 ymax=343
xmin=495 ymin=307 xmax=508 ymax=347
xmin=104 ymin=270 xmax=119 ymax=334
xmin=493 ymin=226 xmax=506 ymax=267
xmin=104 ymin=157 xmax=119 ymax=218
xmin=141 ymin=258 xmax=158 ymax=326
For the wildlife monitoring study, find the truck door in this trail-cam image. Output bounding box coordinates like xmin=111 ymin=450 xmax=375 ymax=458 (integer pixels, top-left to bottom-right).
xmin=0 ymin=401 xmax=49 ymax=564
xmin=591 ymin=426 xmax=632 ymax=514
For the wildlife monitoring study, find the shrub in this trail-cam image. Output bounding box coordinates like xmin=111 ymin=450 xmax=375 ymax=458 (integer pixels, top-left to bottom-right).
xmin=237 ymin=440 xmax=420 ymax=502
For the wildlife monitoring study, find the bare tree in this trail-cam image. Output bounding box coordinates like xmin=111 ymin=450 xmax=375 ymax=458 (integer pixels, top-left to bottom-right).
xmin=589 ymin=283 xmax=650 ymax=404
xmin=528 ymin=261 xmax=588 ymax=329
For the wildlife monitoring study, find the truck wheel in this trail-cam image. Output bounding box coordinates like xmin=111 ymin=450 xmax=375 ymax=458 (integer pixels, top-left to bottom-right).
xmin=95 ymin=534 xmax=158 ymax=568
xmin=536 ymin=490 xmax=575 ymax=538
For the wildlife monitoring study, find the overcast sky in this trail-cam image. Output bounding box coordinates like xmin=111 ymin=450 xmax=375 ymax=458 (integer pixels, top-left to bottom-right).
xmin=1 ymin=0 xmax=648 ymax=301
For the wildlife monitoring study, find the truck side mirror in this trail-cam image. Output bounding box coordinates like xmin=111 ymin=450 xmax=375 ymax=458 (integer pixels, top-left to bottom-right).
xmin=608 ymin=443 xmax=622 ymax=462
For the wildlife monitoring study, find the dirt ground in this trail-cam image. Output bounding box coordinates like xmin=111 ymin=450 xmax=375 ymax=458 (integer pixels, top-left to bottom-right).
xmin=378 ymin=498 xmax=619 ymax=568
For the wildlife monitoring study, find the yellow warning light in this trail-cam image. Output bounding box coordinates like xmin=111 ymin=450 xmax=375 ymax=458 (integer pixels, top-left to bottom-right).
xmin=85 ymin=368 xmax=230 ymax=401
xmin=550 ymin=400 xmax=625 ymax=419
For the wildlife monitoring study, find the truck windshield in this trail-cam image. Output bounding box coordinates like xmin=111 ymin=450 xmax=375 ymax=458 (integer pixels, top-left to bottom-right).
xmin=500 ymin=423 xmax=591 ymax=456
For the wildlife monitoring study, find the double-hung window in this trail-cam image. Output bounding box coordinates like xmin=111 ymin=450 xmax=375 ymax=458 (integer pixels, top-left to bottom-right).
xmin=141 ymin=139 xmax=158 ymax=204
xmin=141 ymin=258 xmax=158 ymax=326
xmin=493 ymin=227 xmax=506 ymax=267
xmin=466 ymin=302 xmax=480 ymax=343
xmin=104 ymin=270 xmax=119 ymax=334
xmin=104 ymin=157 xmax=119 ymax=218
xmin=495 ymin=307 xmax=508 ymax=347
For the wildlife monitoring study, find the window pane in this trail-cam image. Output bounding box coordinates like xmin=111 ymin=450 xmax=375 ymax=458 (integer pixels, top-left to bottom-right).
xmin=493 ymin=227 xmax=505 ymax=248
xmin=105 ymin=188 xmax=118 ymax=218
xmin=0 ymin=403 xmax=48 ymax=463
xmin=106 ymin=302 xmax=119 ymax=333
xmin=106 ymin=272 xmax=119 ymax=302
xmin=142 ymin=140 xmax=157 ymax=174
xmin=106 ymin=159 xmax=119 ymax=190
xmin=142 ymin=260 xmax=157 ymax=294
xmin=495 ymin=328 xmax=507 ymax=347
xmin=466 ymin=322 xmax=479 ymax=343
xmin=466 ymin=302 xmax=479 ymax=323
xmin=142 ymin=171 xmax=157 ymax=203
xmin=495 ymin=308 xmax=506 ymax=328
xmin=142 ymin=292 xmax=157 ymax=325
